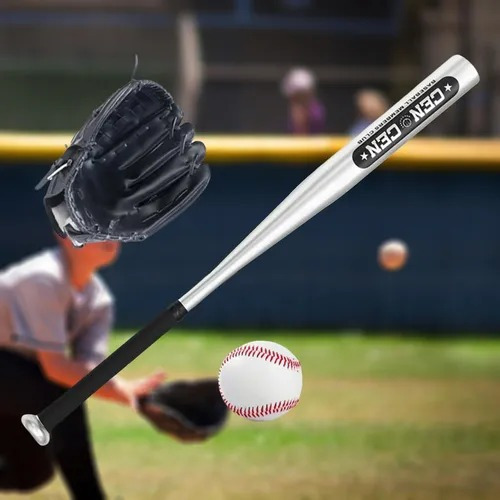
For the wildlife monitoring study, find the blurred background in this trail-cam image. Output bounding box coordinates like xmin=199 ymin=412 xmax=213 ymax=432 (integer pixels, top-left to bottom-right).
xmin=1 ymin=1 xmax=500 ymax=499
xmin=0 ymin=0 xmax=498 ymax=135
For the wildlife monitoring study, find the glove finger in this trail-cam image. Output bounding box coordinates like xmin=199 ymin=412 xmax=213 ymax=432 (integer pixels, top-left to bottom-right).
xmin=93 ymin=85 xmax=177 ymax=158
xmin=124 ymin=122 xmax=195 ymax=187
xmin=135 ymin=160 xmax=209 ymax=225
xmin=120 ymin=140 xmax=206 ymax=212
xmin=113 ymin=158 xmax=209 ymax=234
xmin=94 ymin=104 xmax=183 ymax=171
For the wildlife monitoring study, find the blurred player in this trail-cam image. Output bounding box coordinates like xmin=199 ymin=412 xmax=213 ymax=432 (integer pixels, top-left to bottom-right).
xmin=349 ymin=88 xmax=389 ymax=136
xmin=281 ymin=67 xmax=326 ymax=135
xmin=0 ymin=236 xmax=165 ymax=498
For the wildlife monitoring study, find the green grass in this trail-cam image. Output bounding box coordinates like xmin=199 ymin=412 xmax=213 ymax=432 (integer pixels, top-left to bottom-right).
xmin=14 ymin=331 xmax=500 ymax=500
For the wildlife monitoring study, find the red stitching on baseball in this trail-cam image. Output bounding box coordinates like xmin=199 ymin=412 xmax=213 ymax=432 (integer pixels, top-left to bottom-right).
xmin=220 ymin=344 xmax=301 ymax=372
xmin=219 ymin=393 xmax=300 ymax=419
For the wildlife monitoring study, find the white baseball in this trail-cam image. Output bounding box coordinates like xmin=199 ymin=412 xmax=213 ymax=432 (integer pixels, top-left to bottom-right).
xmin=218 ymin=341 xmax=302 ymax=421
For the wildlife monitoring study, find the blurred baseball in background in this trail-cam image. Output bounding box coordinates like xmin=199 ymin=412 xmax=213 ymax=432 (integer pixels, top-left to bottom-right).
xmin=378 ymin=239 xmax=409 ymax=271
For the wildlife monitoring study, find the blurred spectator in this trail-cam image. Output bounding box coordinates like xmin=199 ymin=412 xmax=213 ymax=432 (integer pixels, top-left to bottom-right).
xmin=349 ymin=89 xmax=389 ymax=136
xmin=281 ymin=67 xmax=326 ymax=135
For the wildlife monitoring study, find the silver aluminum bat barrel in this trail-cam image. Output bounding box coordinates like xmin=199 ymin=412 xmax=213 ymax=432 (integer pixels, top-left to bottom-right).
xmin=22 ymin=55 xmax=479 ymax=446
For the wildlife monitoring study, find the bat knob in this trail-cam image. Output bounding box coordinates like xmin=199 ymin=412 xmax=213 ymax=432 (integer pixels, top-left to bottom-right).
xmin=21 ymin=414 xmax=51 ymax=446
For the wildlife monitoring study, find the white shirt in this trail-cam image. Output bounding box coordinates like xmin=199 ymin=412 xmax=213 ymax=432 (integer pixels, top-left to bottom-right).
xmin=0 ymin=248 xmax=113 ymax=363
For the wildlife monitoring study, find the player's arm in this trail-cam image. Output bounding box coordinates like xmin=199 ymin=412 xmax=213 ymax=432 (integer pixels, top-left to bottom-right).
xmin=37 ymin=351 xmax=165 ymax=408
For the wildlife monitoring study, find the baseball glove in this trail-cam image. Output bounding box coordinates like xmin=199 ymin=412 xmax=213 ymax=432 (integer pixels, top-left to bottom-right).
xmin=36 ymin=79 xmax=210 ymax=246
xmin=138 ymin=379 xmax=228 ymax=443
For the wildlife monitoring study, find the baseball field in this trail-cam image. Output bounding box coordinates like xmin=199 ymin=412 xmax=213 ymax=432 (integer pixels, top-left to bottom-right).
xmin=11 ymin=330 xmax=500 ymax=500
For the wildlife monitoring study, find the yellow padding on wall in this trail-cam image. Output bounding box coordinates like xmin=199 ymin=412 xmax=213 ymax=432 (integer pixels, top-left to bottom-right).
xmin=0 ymin=132 xmax=499 ymax=170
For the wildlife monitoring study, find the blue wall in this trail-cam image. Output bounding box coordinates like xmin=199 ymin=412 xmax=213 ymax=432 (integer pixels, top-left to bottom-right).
xmin=1 ymin=162 xmax=499 ymax=332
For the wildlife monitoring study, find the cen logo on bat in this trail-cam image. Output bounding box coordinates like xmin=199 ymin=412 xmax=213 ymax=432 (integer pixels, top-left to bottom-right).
xmin=353 ymin=77 xmax=459 ymax=169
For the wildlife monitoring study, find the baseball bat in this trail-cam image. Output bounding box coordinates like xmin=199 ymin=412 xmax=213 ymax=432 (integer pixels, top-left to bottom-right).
xmin=22 ymin=55 xmax=479 ymax=446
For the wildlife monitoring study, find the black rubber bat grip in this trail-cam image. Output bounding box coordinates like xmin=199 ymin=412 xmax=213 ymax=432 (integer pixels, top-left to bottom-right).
xmin=39 ymin=301 xmax=187 ymax=432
